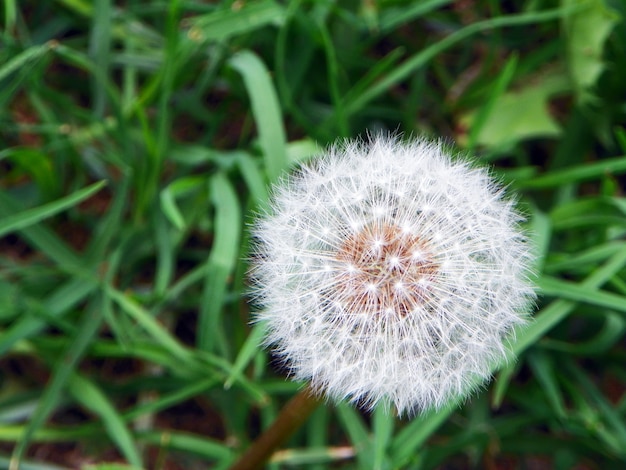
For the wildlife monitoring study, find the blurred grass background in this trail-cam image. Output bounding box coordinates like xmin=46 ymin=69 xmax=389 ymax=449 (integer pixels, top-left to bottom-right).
xmin=1 ymin=0 xmax=626 ymax=469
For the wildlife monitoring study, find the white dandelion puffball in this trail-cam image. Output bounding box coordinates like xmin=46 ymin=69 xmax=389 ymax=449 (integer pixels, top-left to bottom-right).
xmin=251 ymin=135 xmax=535 ymax=415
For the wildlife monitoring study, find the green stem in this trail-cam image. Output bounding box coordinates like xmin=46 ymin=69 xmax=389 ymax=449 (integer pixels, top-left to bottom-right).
xmin=230 ymin=386 xmax=322 ymax=470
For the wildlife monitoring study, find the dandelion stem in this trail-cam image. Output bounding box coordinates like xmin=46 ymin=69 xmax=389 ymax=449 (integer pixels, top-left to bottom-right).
xmin=229 ymin=386 xmax=322 ymax=470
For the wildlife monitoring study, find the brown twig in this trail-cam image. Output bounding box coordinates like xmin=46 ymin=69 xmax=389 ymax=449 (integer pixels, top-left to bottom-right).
xmin=229 ymin=386 xmax=322 ymax=470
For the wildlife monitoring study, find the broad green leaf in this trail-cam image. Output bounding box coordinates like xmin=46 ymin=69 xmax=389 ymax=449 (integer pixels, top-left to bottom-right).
xmin=459 ymin=70 xmax=568 ymax=147
xmin=562 ymin=0 xmax=620 ymax=102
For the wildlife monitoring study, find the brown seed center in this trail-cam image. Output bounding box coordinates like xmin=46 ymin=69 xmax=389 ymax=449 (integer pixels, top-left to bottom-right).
xmin=333 ymin=223 xmax=437 ymax=317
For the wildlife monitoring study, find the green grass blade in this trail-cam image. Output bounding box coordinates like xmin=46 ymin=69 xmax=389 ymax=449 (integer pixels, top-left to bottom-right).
xmin=467 ymin=54 xmax=518 ymax=151
xmin=138 ymin=430 xmax=234 ymax=462
xmin=565 ymin=361 xmax=626 ymax=456
xmin=198 ymin=173 xmax=242 ymax=352
xmin=379 ymin=0 xmax=452 ymax=32
xmin=236 ymin=152 xmax=269 ymax=204
xmin=230 ymin=50 xmax=288 ymax=182
xmin=340 ymin=4 xmax=583 ymax=119
xmin=528 ymin=205 xmax=552 ymax=273
xmin=186 ymin=0 xmax=285 ymax=43
xmin=0 ymin=456 xmax=67 ymax=470
xmin=124 ymin=378 xmax=219 ymax=421
xmin=224 ymin=324 xmax=266 ymax=389
xmin=513 ymin=246 xmax=626 ymax=356
xmin=544 ymin=241 xmax=626 ymax=273
xmin=538 ymin=276 xmax=626 ymax=315
xmin=153 ymin=207 xmax=175 ymax=297
xmin=372 ymin=405 xmax=394 ymax=470
xmin=0 ymin=181 xmax=106 ymax=238
xmin=9 ymin=301 xmax=105 ymax=467
xmin=0 ymin=277 xmax=98 ymax=356
xmin=106 ymin=286 xmax=192 ymax=362
xmin=541 ymin=311 xmax=625 ymax=355
xmin=67 ymin=374 xmax=142 ymax=467
xmin=0 ymin=42 xmax=53 ymax=82
xmin=3 ymin=0 xmax=17 ymax=31
xmin=527 ymin=350 xmax=567 ymax=419
xmin=516 ymin=155 xmax=626 ymax=188
xmin=335 ymin=403 xmax=371 ymax=468
xmin=390 ymin=403 xmax=456 ymax=467
xmin=89 ymin=0 xmax=113 ymax=117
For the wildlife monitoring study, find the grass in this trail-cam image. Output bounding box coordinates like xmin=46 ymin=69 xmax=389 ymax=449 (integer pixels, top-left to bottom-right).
xmin=1 ymin=0 xmax=626 ymax=469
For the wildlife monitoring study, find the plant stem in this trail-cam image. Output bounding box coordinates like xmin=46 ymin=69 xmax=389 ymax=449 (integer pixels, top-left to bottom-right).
xmin=229 ymin=385 xmax=322 ymax=470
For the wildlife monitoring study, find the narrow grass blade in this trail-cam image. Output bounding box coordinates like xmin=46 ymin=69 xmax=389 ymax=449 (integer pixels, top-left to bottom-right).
xmin=544 ymin=241 xmax=626 ymax=273
xmin=153 ymin=207 xmax=175 ymax=297
xmin=236 ymin=153 xmax=269 ymax=204
xmin=341 ymin=4 xmax=583 ymax=118
xmin=124 ymin=378 xmax=219 ymax=421
xmin=9 ymin=301 xmax=105 ymax=466
xmin=89 ymin=0 xmax=113 ymax=117
xmin=138 ymin=430 xmax=234 ymax=462
xmin=3 ymin=0 xmax=17 ymax=31
xmin=159 ymin=176 xmax=205 ymax=230
xmin=569 ymin=362 xmax=626 ymax=453
xmin=230 ymin=50 xmax=288 ymax=182
xmin=0 ymin=181 xmax=106 ymax=237
xmin=528 ymin=205 xmax=552 ymax=273
xmin=516 ymin=155 xmax=626 ymax=188
xmin=316 ymin=19 xmax=348 ymax=137
xmin=379 ymin=0 xmax=452 ymax=32
xmin=492 ymin=361 xmax=518 ymax=409
xmin=68 ymin=374 xmax=142 ymax=467
xmin=541 ymin=311 xmax=625 ymax=355
xmin=335 ymin=403 xmax=371 ymax=468
xmin=224 ymin=324 xmax=266 ymax=389
xmin=513 ymin=246 xmax=626 ymax=355
xmin=187 ymin=0 xmax=285 ymax=43
xmin=538 ymin=276 xmax=626 ymax=315
xmin=467 ymin=54 xmax=518 ymax=151
xmin=307 ymin=406 xmax=330 ymax=470
xmin=0 ymin=277 xmax=97 ymax=356
xmin=372 ymin=405 xmax=394 ymax=470
xmin=0 ymin=42 xmax=53 ymax=83
xmin=106 ymin=286 xmax=192 ymax=362
xmin=527 ymin=350 xmax=567 ymax=419
xmin=390 ymin=403 xmax=456 ymax=467
xmin=198 ymin=173 xmax=242 ymax=352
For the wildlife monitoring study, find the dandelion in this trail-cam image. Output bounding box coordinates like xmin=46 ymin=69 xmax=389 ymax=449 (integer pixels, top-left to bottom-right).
xmin=251 ymin=135 xmax=535 ymax=416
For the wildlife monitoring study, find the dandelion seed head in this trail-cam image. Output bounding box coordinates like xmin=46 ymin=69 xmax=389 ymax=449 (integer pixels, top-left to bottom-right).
xmin=251 ymin=135 xmax=535 ymax=415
